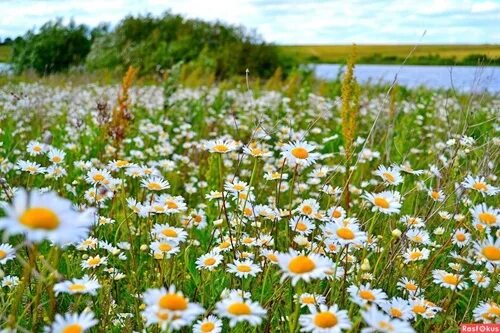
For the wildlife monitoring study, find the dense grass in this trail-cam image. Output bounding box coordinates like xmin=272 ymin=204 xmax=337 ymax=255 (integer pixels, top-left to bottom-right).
xmin=280 ymin=44 xmax=500 ymax=65
xmin=0 ymin=76 xmax=498 ymax=332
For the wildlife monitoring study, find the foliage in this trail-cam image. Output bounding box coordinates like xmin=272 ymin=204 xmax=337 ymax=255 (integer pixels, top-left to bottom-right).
xmin=11 ymin=20 xmax=93 ymax=74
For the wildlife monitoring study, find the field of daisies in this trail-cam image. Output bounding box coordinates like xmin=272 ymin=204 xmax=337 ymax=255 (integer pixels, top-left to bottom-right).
xmin=0 ymin=77 xmax=498 ymax=332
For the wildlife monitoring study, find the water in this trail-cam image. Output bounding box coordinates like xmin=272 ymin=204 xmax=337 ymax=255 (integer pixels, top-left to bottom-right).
xmin=314 ymin=64 xmax=499 ymax=93
xmin=0 ymin=62 xmax=13 ymax=74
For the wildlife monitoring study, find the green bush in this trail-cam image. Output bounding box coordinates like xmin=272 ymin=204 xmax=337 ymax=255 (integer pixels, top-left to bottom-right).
xmin=12 ymin=20 xmax=92 ymax=74
xmin=86 ymin=12 xmax=296 ymax=78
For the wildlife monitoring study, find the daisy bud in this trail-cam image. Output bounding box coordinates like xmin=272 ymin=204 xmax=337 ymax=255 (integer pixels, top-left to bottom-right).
xmin=392 ymin=229 xmax=402 ymax=238
xmin=213 ymin=219 xmax=223 ymax=227
xmin=361 ymin=259 xmax=371 ymax=271
xmin=82 ymin=254 xmax=88 ymax=259
xmin=434 ymin=227 xmax=445 ymax=235
xmin=140 ymin=244 xmax=148 ymax=251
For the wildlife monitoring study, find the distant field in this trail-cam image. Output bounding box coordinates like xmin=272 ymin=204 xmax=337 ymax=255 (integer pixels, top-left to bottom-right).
xmin=280 ymin=44 xmax=500 ymax=65
xmin=0 ymin=45 xmax=11 ymax=62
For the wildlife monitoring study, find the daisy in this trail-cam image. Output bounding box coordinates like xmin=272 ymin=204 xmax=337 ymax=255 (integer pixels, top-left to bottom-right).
xmin=53 ymin=275 xmax=101 ymax=296
xmin=462 ymin=175 xmax=498 ymax=196
xmin=374 ymin=165 xmax=403 ymax=186
xmin=157 ymin=195 xmax=187 ymax=214
xmin=281 ymin=140 xmax=320 ymax=167
xmin=297 ymin=293 xmax=327 ymax=309
xmin=260 ymin=249 xmax=280 ymax=264
xmin=432 ymin=270 xmax=468 ymax=290
xmin=348 ymin=283 xmax=388 ymax=307
xmin=215 ymin=292 xmax=266 ymax=327
xmin=327 ymin=206 xmax=346 ymax=222
xmin=141 ymin=176 xmax=170 ymax=191
xmin=227 ymin=259 xmax=261 ymax=278
xmin=2 ymin=275 xmax=20 ymax=289
xmin=17 ymin=160 xmax=46 ymax=174
xmin=205 ymin=138 xmax=238 ymax=154
xmin=473 ymin=301 xmax=499 ymax=323
xmin=362 ymin=191 xmax=401 ymax=215
xmin=469 ymin=270 xmax=490 ymax=288
xmin=473 ymin=236 xmax=500 ymax=264
xmin=152 ymin=224 xmax=188 ymax=244
xmin=380 ymin=297 xmax=414 ymax=321
xmin=0 ymin=243 xmax=15 ymax=264
xmin=296 ymin=199 xmax=320 ymax=217
xmin=86 ymin=168 xmax=112 ymax=185
xmin=142 ymin=285 xmax=204 ymax=329
xmin=276 ymin=249 xmax=331 ymax=285
xmin=451 ymin=228 xmax=470 ymax=247
xmin=44 ymin=311 xmax=98 ymax=333
xmin=299 ymin=304 xmax=352 ymax=332
xmin=243 ymin=143 xmax=272 ymax=158
xmin=193 ymin=315 xmax=223 ymax=333
xmin=81 ymin=255 xmax=107 ymax=269
xmin=323 ymin=220 xmax=367 ymax=246
xmin=196 ymin=251 xmax=223 ymax=271
xmin=107 ymin=159 xmax=132 ymax=171
xmin=428 ymin=189 xmax=445 ymax=202
xmin=0 ymin=189 xmax=95 ymax=246
xmin=397 ymin=278 xmax=421 ymax=296
xmin=47 ymin=148 xmax=66 ymax=164
xmin=406 ymin=229 xmax=431 ymax=246
xmin=289 ymin=216 xmax=315 ymax=235
xmin=409 ymin=298 xmax=441 ymax=319
xmin=471 ymin=203 xmax=499 ymax=228
xmin=27 ymin=140 xmax=46 ymax=156
xmin=403 ymin=247 xmax=430 ymax=263
xmin=399 ymin=216 xmax=425 ymax=228
xmin=361 ymin=306 xmax=415 ymax=333
xmin=150 ymin=240 xmax=180 ymax=259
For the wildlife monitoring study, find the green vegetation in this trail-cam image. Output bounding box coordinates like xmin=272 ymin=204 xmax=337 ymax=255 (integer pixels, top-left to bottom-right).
xmin=8 ymin=13 xmax=295 ymax=78
xmin=0 ymin=45 xmax=11 ymax=62
xmin=280 ymin=44 xmax=500 ymax=65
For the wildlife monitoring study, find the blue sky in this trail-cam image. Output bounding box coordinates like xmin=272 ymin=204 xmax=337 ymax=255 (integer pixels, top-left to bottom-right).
xmin=0 ymin=0 xmax=499 ymax=44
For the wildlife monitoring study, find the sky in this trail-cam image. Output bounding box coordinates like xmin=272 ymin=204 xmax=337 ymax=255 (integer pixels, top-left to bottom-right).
xmin=0 ymin=0 xmax=499 ymax=44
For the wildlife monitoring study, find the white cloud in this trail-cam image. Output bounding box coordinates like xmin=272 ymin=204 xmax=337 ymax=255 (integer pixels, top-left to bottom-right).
xmin=0 ymin=0 xmax=498 ymax=43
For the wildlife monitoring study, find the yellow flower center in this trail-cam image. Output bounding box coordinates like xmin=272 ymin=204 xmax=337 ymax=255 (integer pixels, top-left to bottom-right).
xmin=267 ymin=254 xmax=278 ymax=262
xmin=68 ymin=283 xmax=87 ymax=292
xmin=159 ymin=294 xmax=188 ymax=311
xmin=92 ymin=174 xmax=105 ymax=182
xmin=219 ymin=241 xmax=230 ymax=249
xmin=166 ymin=201 xmax=178 ymax=209
xmin=0 ymin=250 xmax=6 ymax=259
xmin=336 ymin=227 xmax=355 ymax=240
xmin=87 ymin=257 xmax=101 ymax=266
xmin=237 ymin=265 xmax=251 ymax=272
xmin=52 ymin=156 xmax=62 ymax=163
xmin=409 ymin=252 xmax=423 ymax=260
xmin=455 ymin=233 xmax=466 ymax=242
xmin=383 ymin=172 xmax=395 ymax=183
xmin=479 ymin=212 xmax=496 ymax=225
xmin=213 ymin=144 xmax=229 ymax=153
xmin=148 ymin=182 xmax=162 ymax=190
xmin=201 ymin=322 xmax=215 ymax=332
xmin=227 ymin=302 xmax=251 ymax=315
xmin=482 ymin=246 xmax=500 ymax=261
xmin=431 ymin=191 xmax=440 ymax=200
xmin=204 ymin=258 xmax=216 ymax=266
xmin=302 ymin=296 xmax=315 ymax=304
xmin=33 ymin=146 xmax=42 ymax=152
xmin=332 ymin=210 xmax=342 ymax=218
xmin=406 ymin=283 xmax=417 ymax=291
xmin=359 ymin=290 xmax=376 ymax=301
xmin=251 ymin=148 xmax=263 ymax=156
xmin=374 ymin=197 xmax=390 ymax=209
xmin=62 ymin=324 xmax=83 ymax=333
xmin=390 ymin=308 xmax=403 ymax=318
xmin=379 ymin=321 xmax=394 ymax=331
xmin=473 ymin=182 xmax=487 ymax=191
xmin=233 ymin=184 xmax=245 ymax=191
xmin=442 ymin=274 xmax=459 ymax=285
xmin=243 ymin=237 xmax=253 ymax=244
xmin=162 ymin=229 xmax=178 ymax=237
xmin=413 ymin=305 xmax=426 ymax=314
xmin=19 ymin=207 xmax=60 ymax=230
xmin=288 ymin=255 xmax=316 ymax=274
xmin=115 ymin=160 xmax=129 ymax=167
xmin=302 ymin=206 xmax=313 ymax=215
xmin=159 ymin=243 xmax=172 ymax=252
xmin=296 ymin=222 xmax=307 ymax=232
xmin=314 ymin=312 xmax=338 ymax=328
xmin=489 ymin=305 xmax=500 ymax=316
xmin=291 ymin=147 xmax=309 ymax=159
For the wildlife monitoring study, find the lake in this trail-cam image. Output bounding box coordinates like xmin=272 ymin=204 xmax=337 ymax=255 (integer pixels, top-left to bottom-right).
xmin=314 ymin=64 xmax=499 ymax=93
